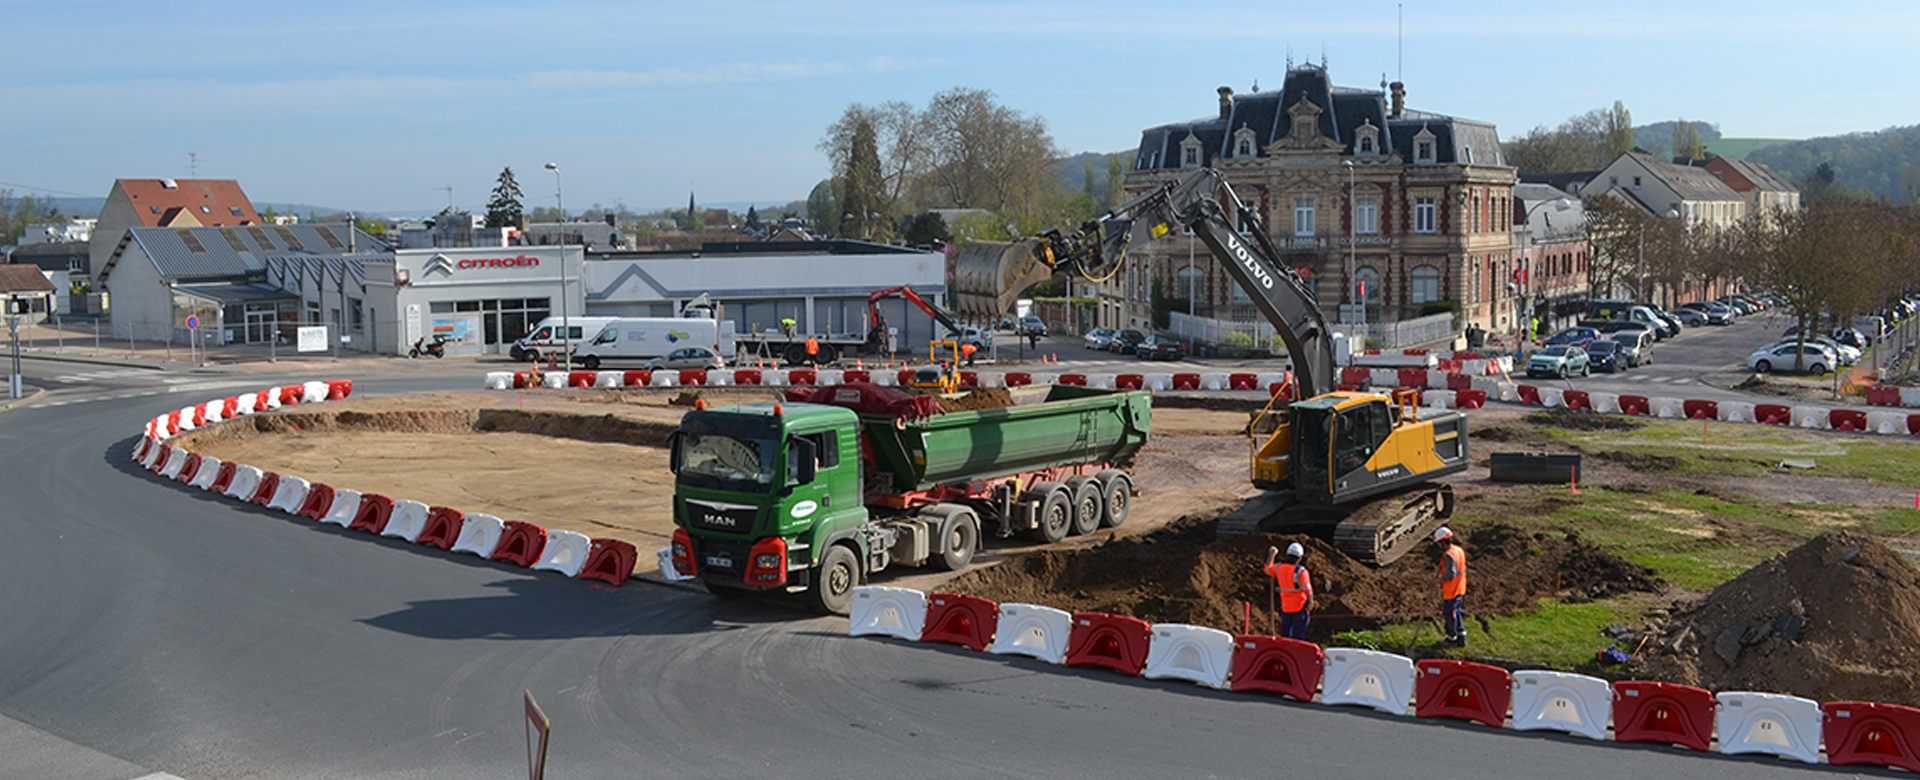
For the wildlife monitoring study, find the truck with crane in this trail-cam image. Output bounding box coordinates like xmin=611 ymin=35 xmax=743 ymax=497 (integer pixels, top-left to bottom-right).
xmin=733 ymin=286 xmax=992 ymax=366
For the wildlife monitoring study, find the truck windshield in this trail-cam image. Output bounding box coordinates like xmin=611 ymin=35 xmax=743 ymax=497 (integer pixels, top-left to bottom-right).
xmin=676 ymin=433 xmax=777 ymax=490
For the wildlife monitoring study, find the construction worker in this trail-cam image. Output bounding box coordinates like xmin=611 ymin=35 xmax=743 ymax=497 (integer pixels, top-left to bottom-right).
xmin=781 ymin=317 xmax=797 ymax=337
xmin=960 ymin=342 xmax=977 ymax=366
xmin=1264 ymin=543 xmax=1315 ymax=641
xmin=804 ymin=335 xmax=820 ymax=365
xmin=1432 ymin=526 xmax=1468 ymax=647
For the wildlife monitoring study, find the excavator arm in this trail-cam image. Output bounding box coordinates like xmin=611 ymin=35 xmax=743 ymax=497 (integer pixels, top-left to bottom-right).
xmin=950 ymin=167 xmax=1338 ymax=397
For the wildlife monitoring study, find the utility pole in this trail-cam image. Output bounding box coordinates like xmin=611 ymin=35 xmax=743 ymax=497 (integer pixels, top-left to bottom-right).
xmin=7 ymin=300 xmax=22 ymax=399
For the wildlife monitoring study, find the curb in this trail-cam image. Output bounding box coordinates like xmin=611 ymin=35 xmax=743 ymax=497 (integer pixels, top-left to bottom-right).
xmin=0 ymin=386 xmax=49 ymax=414
xmin=19 ymin=351 xmax=172 ymax=371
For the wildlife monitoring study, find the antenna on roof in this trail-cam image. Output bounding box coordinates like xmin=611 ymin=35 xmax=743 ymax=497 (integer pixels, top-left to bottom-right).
xmin=438 ymin=185 xmax=453 ymax=213
xmin=1286 ymin=47 xmax=1293 ymax=70
xmin=189 ymin=152 xmax=198 ymax=177
xmin=1397 ymin=3 xmax=1404 ymax=82
xmin=1321 ymin=47 xmax=1328 ymax=70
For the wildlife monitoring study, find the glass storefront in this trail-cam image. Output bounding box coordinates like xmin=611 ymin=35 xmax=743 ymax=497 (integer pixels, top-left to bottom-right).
xmin=428 ymin=297 xmax=551 ymax=352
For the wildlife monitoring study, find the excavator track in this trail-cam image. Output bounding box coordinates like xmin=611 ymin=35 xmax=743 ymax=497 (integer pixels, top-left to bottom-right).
xmin=1221 ymin=484 xmax=1455 ymax=567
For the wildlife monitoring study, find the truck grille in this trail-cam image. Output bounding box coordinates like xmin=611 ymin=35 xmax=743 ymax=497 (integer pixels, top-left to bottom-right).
xmin=693 ymin=537 xmax=753 ymax=581
xmin=684 ymin=498 xmax=759 ymax=535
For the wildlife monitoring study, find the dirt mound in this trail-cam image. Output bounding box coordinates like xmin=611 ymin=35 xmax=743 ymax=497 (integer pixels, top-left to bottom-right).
xmin=1641 ymin=532 xmax=1920 ymax=706
xmin=944 ymin=518 xmax=1659 ymax=643
xmin=175 ymin=408 xmax=676 ymax=448
xmin=934 ymin=387 xmax=1016 ymax=413
xmin=1528 ymin=408 xmax=1644 ymax=432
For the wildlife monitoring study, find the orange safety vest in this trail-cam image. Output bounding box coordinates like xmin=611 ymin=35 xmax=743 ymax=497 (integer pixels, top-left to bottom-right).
xmin=1265 ymin=561 xmax=1312 ymax=613
xmin=805 ymin=337 xmax=819 ymax=356
xmin=1440 ymin=544 xmax=1467 ymax=600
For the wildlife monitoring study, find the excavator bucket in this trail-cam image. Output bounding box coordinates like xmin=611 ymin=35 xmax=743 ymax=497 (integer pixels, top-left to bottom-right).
xmin=950 ymin=240 xmax=1052 ymax=318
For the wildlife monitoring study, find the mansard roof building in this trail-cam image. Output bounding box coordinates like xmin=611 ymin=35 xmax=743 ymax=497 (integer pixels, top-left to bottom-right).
xmin=1119 ymin=64 xmax=1520 ymax=340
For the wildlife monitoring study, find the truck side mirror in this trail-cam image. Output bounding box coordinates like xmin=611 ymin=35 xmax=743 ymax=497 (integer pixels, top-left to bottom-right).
xmin=665 ymin=431 xmax=682 ymax=474
xmin=790 ymin=437 xmax=817 ymax=484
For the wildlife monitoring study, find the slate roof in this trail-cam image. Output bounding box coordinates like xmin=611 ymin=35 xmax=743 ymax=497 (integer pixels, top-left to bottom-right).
xmin=122 ymin=224 xmax=390 ymax=281
xmin=1626 ymin=153 xmax=1744 ymax=202
xmin=1708 ymin=156 xmax=1797 ymax=193
xmin=0 ymin=264 xmax=57 ymax=293
xmin=8 ymin=242 xmax=89 ymax=272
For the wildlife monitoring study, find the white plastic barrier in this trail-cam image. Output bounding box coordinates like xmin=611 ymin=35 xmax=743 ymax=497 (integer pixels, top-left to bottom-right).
xmin=1256 ymin=371 xmax=1289 ymax=389
xmin=1424 ymin=389 xmax=1456 ymax=409
xmin=302 ymin=381 xmax=329 ymax=403
xmin=1142 ymin=624 xmax=1234 ymax=690
xmin=1461 ymin=359 xmax=1488 ymax=375
xmin=230 ymin=395 xmax=256 ymax=416
xmin=451 ymin=513 xmax=506 ymax=557
xmin=484 ymin=371 xmax=514 ymax=390
xmin=989 ymin=603 xmax=1073 ymax=664
xmin=848 ymin=586 xmax=930 ymax=641
xmin=257 ymin=389 xmax=281 ymax=410
xmin=1369 ymin=368 xmax=1398 ymax=387
xmin=1903 ymin=387 xmax=1920 ymax=408
xmin=1868 ymin=410 xmax=1908 ymax=435
xmin=175 ymin=406 xmax=199 ymax=433
xmin=223 ymin=465 xmax=264 ymax=500
xmin=380 ymin=499 xmax=431 ymax=542
xmin=1145 ymin=372 xmax=1174 ymax=392
xmin=1652 ymin=397 xmax=1684 ymax=419
xmin=1470 ymin=375 xmax=1501 ymax=393
xmin=320 ymin=489 xmax=362 ymax=527
xmin=815 ymin=369 xmax=844 ymax=385
xmin=140 ymin=439 xmax=167 ymax=470
xmin=1715 ymin=691 xmax=1823 ymax=764
xmin=1539 ymin=387 xmax=1565 ymax=408
xmin=656 ymin=546 xmax=697 ymax=581
xmin=1498 ymin=382 xmax=1520 ymax=403
xmin=542 ymin=372 xmax=568 ymax=389
xmin=761 ymin=369 xmax=788 ymax=387
xmin=649 ymin=372 xmax=679 ymax=388
xmin=595 ymin=371 xmax=623 ymax=388
xmin=201 ymin=402 xmax=224 ymax=424
xmin=265 ymin=476 xmax=311 ymax=514
xmin=1588 ymin=391 xmax=1621 ymax=414
xmin=869 ymin=371 xmax=894 ymax=387
xmin=707 ymin=371 xmax=735 ymax=386
xmin=188 ymin=456 xmax=224 ymax=490
xmin=977 ymin=372 xmax=1005 ymax=389
xmin=1088 ymin=373 xmax=1115 ymax=389
xmin=1509 ymin=671 xmax=1610 ymax=741
xmin=1028 ymin=372 xmax=1059 ymax=387
xmin=1201 ymin=372 xmax=1230 ymax=391
xmin=1426 ymin=369 xmax=1451 ymax=389
xmin=530 ymin=529 xmax=592 ymax=576
xmin=159 ymin=447 xmax=190 ymax=479
xmin=1320 ymin=648 xmax=1416 ymax=715
xmin=1718 ymin=400 xmax=1755 ymax=423
xmin=1792 ymin=405 xmax=1830 ymax=429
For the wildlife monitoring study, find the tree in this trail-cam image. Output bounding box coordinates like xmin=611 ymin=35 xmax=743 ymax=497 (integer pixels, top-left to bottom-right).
xmin=806 ymin=179 xmax=840 ymax=236
xmin=1104 ymin=153 xmax=1132 ymax=211
xmin=903 ymin=212 xmax=952 ymax=248
xmin=485 ymin=167 xmax=525 ymax=228
xmin=921 ymin=87 xmax=1061 ymax=215
xmin=1502 ymin=108 xmax=1610 ymax=174
xmin=820 ymin=101 xmax=931 ymax=221
xmin=1604 ymin=101 xmax=1635 ymax=162
xmin=261 ymin=205 xmax=279 ymax=223
xmin=745 ymin=206 xmax=761 ymax=231
xmin=1671 ymin=119 xmax=1706 ymax=162
xmin=836 ymin=114 xmax=889 ymax=240
xmin=1579 ymin=194 xmax=1646 ymax=299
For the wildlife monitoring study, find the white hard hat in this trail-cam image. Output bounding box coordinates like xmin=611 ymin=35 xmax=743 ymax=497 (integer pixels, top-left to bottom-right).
xmin=1286 ymin=542 xmax=1305 ymax=558
xmin=1433 ymin=526 xmax=1453 ymax=543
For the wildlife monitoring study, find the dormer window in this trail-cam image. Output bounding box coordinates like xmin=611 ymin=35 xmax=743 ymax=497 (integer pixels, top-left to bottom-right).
xmin=1180 ymin=133 xmax=1204 ymax=168
xmin=1413 ymin=127 xmax=1437 ymax=164
xmin=1232 ymin=126 xmax=1259 ymax=159
xmin=1286 ymin=97 xmax=1324 ymax=143
xmin=1354 ymin=120 xmax=1380 ymax=156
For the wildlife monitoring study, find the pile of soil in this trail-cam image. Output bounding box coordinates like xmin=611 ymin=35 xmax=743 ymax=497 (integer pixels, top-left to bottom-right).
xmin=1640 ymin=532 xmax=1920 ymax=706
xmin=943 ymin=517 xmax=1659 ymax=644
xmin=176 ymin=408 xmax=678 ymax=448
xmin=932 ymin=387 xmax=1016 ymax=413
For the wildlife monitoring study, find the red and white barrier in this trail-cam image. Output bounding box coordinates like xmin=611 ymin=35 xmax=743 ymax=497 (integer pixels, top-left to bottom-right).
xmin=381 ymin=499 xmax=431 ymax=542
xmin=1716 ymin=691 xmax=1823 ymax=764
xmin=484 ymin=371 xmax=513 ymax=390
xmin=849 ymin=586 xmax=930 ymax=641
xmin=1142 ymin=624 xmax=1235 ymax=690
xmin=158 ymin=447 xmax=190 ymax=479
xmin=654 ymin=546 xmax=696 ymax=581
xmin=320 ymin=489 xmax=362 ymax=527
xmin=1320 ymin=648 xmax=1416 ymax=715
xmin=1510 ymin=671 xmax=1611 ymax=741
xmin=265 ymin=476 xmax=311 ymax=514
xmin=223 ymin=465 xmax=263 ymax=500
xmin=989 ymin=603 xmax=1072 ymax=664
xmin=532 ymin=529 xmax=593 ymax=577
xmin=451 ymin=513 xmax=506 ymax=557
xmin=188 ymin=456 xmax=224 ymax=490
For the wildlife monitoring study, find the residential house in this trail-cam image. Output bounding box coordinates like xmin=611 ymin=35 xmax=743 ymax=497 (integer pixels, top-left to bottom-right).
xmin=88 ymin=179 xmax=262 ymax=287
xmin=1511 ymin=184 xmax=1590 ymax=331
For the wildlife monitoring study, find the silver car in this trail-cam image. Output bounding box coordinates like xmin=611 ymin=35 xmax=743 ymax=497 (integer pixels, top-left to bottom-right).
xmin=643 ymin=346 xmax=726 ymax=371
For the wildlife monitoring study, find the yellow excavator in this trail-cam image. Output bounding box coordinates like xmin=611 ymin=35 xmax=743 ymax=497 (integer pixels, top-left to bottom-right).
xmin=950 ymin=167 xmax=1468 ymax=565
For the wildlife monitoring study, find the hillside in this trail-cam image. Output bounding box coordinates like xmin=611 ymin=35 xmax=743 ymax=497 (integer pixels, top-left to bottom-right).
xmin=1745 ymin=125 xmax=1920 ymax=204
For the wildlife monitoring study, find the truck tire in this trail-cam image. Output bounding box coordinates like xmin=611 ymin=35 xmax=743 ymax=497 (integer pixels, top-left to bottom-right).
xmin=1067 ymin=477 xmax=1102 ymax=536
xmin=818 ymin=344 xmax=840 ymax=365
xmin=1026 ymin=483 xmax=1071 ymax=544
xmin=807 ymin=544 xmax=861 ymax=615
xmin=582 ymin=355 xmax=601 ymax=371
xmin=523 ymin=350 xmax=541 ymax=364
xmin=510 ymin=346 xmax=526 ymax=361
xmin=784 ymin=343 xmax=809 ymax=366
xmin=934 ymin=507 xmax=979 ymax=571
xmin=1096 ymin=470 xmax=1132 ymax=528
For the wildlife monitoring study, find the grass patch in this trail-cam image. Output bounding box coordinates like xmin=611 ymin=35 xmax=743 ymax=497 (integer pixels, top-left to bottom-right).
xmin=1357 ymin=599 xmax=1634 ymax=669
xmin=1537 ymin=416 xmax=1920 ymax=487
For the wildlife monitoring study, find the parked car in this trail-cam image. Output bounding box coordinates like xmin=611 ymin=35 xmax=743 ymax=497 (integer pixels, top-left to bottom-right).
xmin=1766 ymin=336 xmax=1859 ymax=365
xmin=951 ymin=326 xmax=994 ymax=351
xmin=1584 ymin=339 xmax=1623 ymax=373
xmin=1083 ymin=327 xmax=1116 ymax=350
xmin=1543 ymin=327 xmax=1601 ymax=348
xmin=1669 ymin=308 xmax=1709 ymax=328
xmin=1107 ymin=329 xmax=1147 ymax=355
xmin=1679 ymin=301 xmax=1734 ymax=325
xmin=1134 ymin=335 xmax=1187 ymax=361
xmin=1748 ymin=342 xmax=1836 ymax=375
xmin=1016 ymin=316 xmax=1049 ymax=337
xmin=1526 ymin=345 xmax=1590 ymax=378
xmin=1648 ymin=309 xmax=1683 ymax=337
xmin=642 ymin=345 xmax=726 ymax=372
xmin=1831 ymin=327 xmax=1871 ymax=350
xmin=1611 ymin=330 xmax=1654 ymax=367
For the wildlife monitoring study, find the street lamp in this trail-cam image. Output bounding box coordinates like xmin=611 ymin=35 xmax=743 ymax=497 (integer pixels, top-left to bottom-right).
xmin=1343 ymin=160 xmax=1360 ymax=328
xmin=545 ymin=162 xmax=571 ymax=372
xmin=1637 ymin=207 xmax=1681 ymax=305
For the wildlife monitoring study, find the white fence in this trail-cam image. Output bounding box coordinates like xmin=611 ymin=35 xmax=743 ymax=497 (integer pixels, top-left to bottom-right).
xmin=1170 ymin=311 xmax=1456 ymax=352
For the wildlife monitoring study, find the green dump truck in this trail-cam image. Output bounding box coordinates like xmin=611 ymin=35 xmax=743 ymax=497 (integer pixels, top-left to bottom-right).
xmin=668 ymin=383 xmax=1152 ymax=614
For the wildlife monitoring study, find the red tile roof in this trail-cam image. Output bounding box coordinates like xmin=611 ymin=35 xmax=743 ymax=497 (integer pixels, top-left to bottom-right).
xmin=115 ymin=179 xmax=260 ymax=227
xmin=0 ymin=264 xmax=58 ymax=293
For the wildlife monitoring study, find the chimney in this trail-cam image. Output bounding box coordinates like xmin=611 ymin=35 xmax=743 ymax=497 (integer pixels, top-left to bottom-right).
xmin=1218 ymin=86 xmax=1234 ymax=120
xmin=1389 ymin=82 xmax=1405 ymax=119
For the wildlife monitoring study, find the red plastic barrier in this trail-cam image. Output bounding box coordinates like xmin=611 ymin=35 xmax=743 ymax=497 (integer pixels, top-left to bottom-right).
xmin=1456 ymin=389 xmax=1487 ymax=409
xmin=490 ymin=521 xmax=548 ymax=567
xmin=1398 ymin=369 xmax=1427 ymax=388
xmin=1684 ymin=399 xmax=1718 ymax=420
xmin=1058 ymin=373 xmax=1087 ymax=387
xmin=349 ymin=493 xmax=395 ymax=534
xmin=1612 ymin=681 xmax=1713 ymax=752
xmin=1115 ymin=374 xmax=1144 ymax=390
xmin=1004 ymin=371 xmax=1033 ymax=387
xmin=1824 ymin=701 xmax=1920 ymax=773
xmin=896 ymin=369 xmax=916 ymax=386
xmin=1563 ymin=390 xmax=1592 ymax=411
xmin=133 ymin=436 xmax=153 ymax=462
xmin=166 ymin=411 xmax=182 ymax=436
xmin=1866 ymin=386 xmax=1902 ymax=406
xmin=1402 ymin=348 xmax=1428 ymax=355
xmin=567 ymin=371 xmax=596 ymax=388
xmin=1415 ymin=660 xmax=1512 ymax=728
xmin=920 ymin=593 xmax=998 ymax=652
xmin=1910 ymin=414 xmax=1920 ymax=435
xmin=1341 ymin=366 xmax=1370 ymax=385
xmin=513 ymin=371 xmax=542 ymax=389
xmin=192 ymin=405 xmax=210 ymax=427
xmin=1756 ymin=403 xmax=1793 ymax=425
xmin=173 ymin=453 xmax=203 ymax=484
xmin=248 ymin=472 xmax=281 ymax=505
xmin=208 ymin=461 xmax=238 ymax=494
xmin=1619 ymin=395 xmax=1650 ymax=416
xmin=1065 ymin=612 xmax=1152 ymax=676
xmin=679 ymin=369 xmax=708 ymax=386
xmin=326 ymin=379 xmax=353 ymax=400
xmin=415 ymin=506 xmax=466 ymax=550
xmin=1270 ymin=382 xmax=1294 ymax=400
xmin=1173 ymin=373 xmax=1202 ymax=390
xmin=958 ymin=371 xmax=979 ymax=388
xmin=733 ymin=369 xmax=762 ymax=386
xmin=1437 ymin=359 xmax=1462 ymax=372
xmin=254 ymin=390 xmax=276 ymax=410
xmin=1393 ymin=388 xmax=1423 ymax=407
xmin=789 ymin=368 xmax=817 ymax=386
xmin=622 ymin=370 xmax=652 ymax=386
xmin=1229 ymin=635 xmax=1323 ymax=702
xmin=1516 ymin=384 xmax=1541 ymax=405
xmin=1229 ymin=372 xmax=1258 ymax=390
xmin=279 ymin=385 xmax=303 ymax=405
xmin=296 ymin=483 xmax=335 ymax=520
xmin=579 ymin=538 xmax=639 ymax=587
xmin=842 ymin=370 xmax=872 ymax=383
xmin=1447 ymin=373 xmax=1474 ymax=391
xmin=1831 ymin=408 xmax=1869 ymax=431
xmin=222 ymin=396 xmax=242 ymax=418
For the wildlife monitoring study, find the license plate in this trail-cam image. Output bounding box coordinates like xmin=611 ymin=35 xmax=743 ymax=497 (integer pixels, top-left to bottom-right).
xmin=704 ymin=555 xmax=733 ymax=569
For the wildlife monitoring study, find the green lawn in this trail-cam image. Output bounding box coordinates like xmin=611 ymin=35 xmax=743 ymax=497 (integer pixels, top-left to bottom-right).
xmin=1353 ymin=599 xmax=1635 ymax=669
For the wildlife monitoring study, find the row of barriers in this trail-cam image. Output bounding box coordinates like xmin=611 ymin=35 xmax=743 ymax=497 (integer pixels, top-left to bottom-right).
xmin=847 ymin=586 xmax=1920 ymax=769
xmin=133 ymin=380 xmax=641 ymax=588
xmin=486 ymin=368 xmax=1300 ymax=396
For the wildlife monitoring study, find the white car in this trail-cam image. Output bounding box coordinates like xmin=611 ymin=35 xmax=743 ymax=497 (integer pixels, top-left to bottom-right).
xmin=1764 ymin=337 xmax=1859 ymax=366
xmin=1748 ymin=343 xmax=1836 ymax=375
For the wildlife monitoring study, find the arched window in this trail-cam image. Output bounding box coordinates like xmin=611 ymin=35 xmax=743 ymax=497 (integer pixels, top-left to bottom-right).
xmin=1410 ymin=264 xmax=1441 ymax=305
xmin=1176 ymin=265 xmax=1204 ymax=302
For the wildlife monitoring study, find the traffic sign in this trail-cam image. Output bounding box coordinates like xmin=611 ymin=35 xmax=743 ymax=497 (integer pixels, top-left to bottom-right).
xmin=185 ymin=315 xmax=199 ymax=330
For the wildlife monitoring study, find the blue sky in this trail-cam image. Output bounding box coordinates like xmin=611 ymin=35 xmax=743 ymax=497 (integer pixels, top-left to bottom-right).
xmin=5 ymin=1 xmax=1917 ymax=216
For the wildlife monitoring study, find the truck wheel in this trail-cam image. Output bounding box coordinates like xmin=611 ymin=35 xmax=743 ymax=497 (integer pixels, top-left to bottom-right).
xmin=807 ymin=544 xmax=860 ymax=615
xmin=1067 ymin=477 xmax=1102 ymax=536
xmin=1026 ymin=482 xmax=1071 ymax=544
xmin=1096 ymin=470 xmax=1132 ymax=528
xmin=510 ymin=346 xmax=526 ymax=361
xmin=784 ymin=343 xmax=809 ymax=366
xmin=935 ymin=508 xmax=979 ymax=571
xmin=523 ymin=350 xmax=541 ymax=364
xmin=818 ymin=344 xmax=840 ymax=365
xmin=582 ymin=355 xmax=601 ymax=371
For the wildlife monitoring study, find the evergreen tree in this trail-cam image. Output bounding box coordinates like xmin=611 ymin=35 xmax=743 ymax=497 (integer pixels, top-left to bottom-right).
xmin=485 ymin=167 xmax=525 ymax=229
xmin=1671 ymin=120 xmax=1706 ymax=162
xmin=838 ymin=115 xmax=888 ymax=240
xmin=745 ymin=205 xmax=761 ymax=230
xmin=1604 ymin=101 xmax=1635 ymax=162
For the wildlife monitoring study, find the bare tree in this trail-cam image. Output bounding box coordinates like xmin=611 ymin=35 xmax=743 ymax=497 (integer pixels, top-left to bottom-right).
xmin=922 ymin=87 xmax=1060 ymax=214
xmin=1503 ymin=108 xmax=1610 ymax=174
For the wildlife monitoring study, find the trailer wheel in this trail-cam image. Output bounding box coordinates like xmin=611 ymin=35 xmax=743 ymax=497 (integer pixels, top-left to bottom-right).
xmin=807 ymin=544 xmax=861 ymax=615
xmin=1067 ymin=477 xmax=1102 ymax=536
xmin=1096 ymin=470 xmax=1132 ymax=528
xmin=1026 ymin=482 xmax=1071 ymax=544
xmin=934 ymin=508 xmax=979 ymax=571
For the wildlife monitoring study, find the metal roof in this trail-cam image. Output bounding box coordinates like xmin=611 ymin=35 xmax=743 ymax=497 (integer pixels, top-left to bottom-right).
xmin=171 ymin=282 xmax=298 ymax=304
xmin=123 ymin=224 xmax=391 ymax=281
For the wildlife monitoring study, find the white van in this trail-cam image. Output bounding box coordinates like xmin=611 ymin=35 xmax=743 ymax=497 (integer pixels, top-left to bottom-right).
xmin=512 ymin=316 xmax=620 ymax=363
xmin=571 ymin=317 xmax=737 ymax=371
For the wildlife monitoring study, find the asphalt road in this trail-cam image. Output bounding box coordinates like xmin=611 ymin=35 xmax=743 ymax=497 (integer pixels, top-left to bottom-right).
xmin=0 ymin=360 xmax=1868 ymax=779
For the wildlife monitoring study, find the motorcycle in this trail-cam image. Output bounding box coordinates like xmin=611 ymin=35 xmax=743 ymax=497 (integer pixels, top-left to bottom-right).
xmin=409 ymin=336 xmax=447 ymax=359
